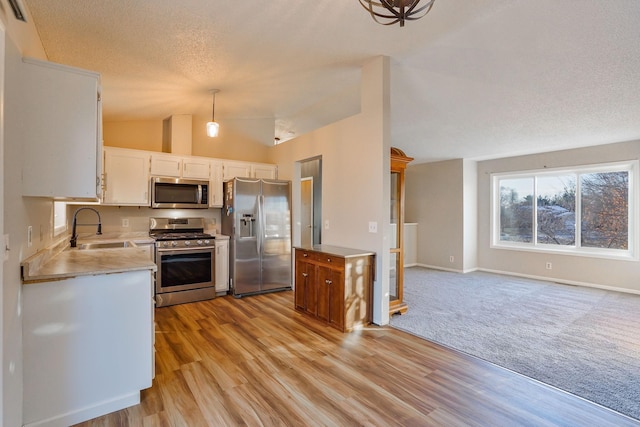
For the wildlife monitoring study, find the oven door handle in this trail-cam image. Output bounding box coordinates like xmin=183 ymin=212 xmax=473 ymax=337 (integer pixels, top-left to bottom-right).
xmin=157 ymin=246 xmax=214 ymax=254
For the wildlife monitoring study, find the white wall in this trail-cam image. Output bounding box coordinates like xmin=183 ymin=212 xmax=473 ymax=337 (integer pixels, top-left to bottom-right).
xmin=405 ymin=159 xmax=465 ymax=271
xmin=477 ymin=140 xmax=640 ymax=293
xmin=462 ymin=159 xmax=478 ymax=272
xmin=104 ymin=116 xmax=274 ymax=163
xmin=270 ymin=56 xmax=391 ymax=325
xmin=1 ymin=3 xmax=48 ymax=425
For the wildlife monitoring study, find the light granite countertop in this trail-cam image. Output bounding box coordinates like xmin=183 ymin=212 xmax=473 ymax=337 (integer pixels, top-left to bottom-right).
xmin=21 ymin=233 xmax=157 ymax=284
xmin=293 ymin=245 xmax=375 ymax=258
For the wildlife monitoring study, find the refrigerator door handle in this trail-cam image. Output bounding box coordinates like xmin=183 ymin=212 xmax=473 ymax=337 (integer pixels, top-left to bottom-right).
xmin=256 ymin=194 xmax=264 ymax=254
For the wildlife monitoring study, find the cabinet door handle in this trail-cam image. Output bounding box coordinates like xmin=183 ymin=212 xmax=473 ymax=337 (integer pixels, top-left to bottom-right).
xmin=303 ymin=253 xmax=308 ymax=257
xmin=325 ymin=280 xmax=332 ymax=285
xmin=302 ymin=273 xmax=308 ymax=277
xmin=327 ymin=258 xmax=331 ymax=262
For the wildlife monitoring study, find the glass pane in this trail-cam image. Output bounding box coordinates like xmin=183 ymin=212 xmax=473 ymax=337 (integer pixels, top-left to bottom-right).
xmin=390 ymin=172 xmax=400 ymax=248
xmin=499 ymin=178 xmax=534 ymax=243
xmin=581 ymin=171 xmax=629 ymax=250
xmin=389 ymin=252 xmax=398 ymax=300
xmin=536 ymin=175 xmax=575 ymax=245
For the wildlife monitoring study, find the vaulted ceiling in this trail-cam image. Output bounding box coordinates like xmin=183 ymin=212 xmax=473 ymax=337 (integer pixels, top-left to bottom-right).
xmin=24 ymin=0 xmax=640 ymax=163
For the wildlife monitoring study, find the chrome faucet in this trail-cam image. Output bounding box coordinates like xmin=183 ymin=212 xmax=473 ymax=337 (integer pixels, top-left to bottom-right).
xmin=70 ymin=207 xmax=102 ymax=248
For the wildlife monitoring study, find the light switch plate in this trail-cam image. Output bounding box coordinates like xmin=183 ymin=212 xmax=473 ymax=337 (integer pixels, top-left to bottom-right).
xmin=368 ymin=221 xmax=378 ymax=233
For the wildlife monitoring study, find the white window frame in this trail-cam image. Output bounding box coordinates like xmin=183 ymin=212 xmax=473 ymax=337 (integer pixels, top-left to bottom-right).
xmin=491 ymin=160 xmax=639 ymax=261
xmin=53 ymin=201 xmax=67 ymax=237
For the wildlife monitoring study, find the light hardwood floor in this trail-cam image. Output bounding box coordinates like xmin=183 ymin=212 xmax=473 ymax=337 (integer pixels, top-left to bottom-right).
xmin=75 ymin=291 xmax=639 ymax=426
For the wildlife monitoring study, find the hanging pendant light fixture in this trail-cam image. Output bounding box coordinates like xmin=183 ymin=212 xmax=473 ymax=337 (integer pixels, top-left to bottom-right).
xmin=358 ymin=0 xmax=436 ymax=27
xmin=206 ymin=89 xmax=220 ymax=138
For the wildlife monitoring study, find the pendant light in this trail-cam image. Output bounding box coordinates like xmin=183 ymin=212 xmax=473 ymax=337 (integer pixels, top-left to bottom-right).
xmin=206 ymin=89 xmax=220 ymax=138
xmin=359 ymin=0 xmax=436 ymax=27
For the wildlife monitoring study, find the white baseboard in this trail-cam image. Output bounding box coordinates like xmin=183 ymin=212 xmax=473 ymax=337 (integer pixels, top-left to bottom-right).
xmin=411 ymin=263 xmax=640 ymax=296
xmin=478 ymin=268 xmax=640 ymax=296
xmin=23 ymin=392 xmax=140 ymax=427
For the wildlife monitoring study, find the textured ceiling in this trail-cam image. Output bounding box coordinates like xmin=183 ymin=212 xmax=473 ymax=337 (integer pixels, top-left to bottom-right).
xmin=24 ymin=0 xmax=640 ymax=163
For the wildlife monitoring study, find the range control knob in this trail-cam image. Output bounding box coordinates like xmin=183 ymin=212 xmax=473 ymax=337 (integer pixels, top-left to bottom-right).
xmin=162 ymin=241 xmax=169 ymax=248
xmin=184 ymin=240 xmax=191 ymax=246
xmin=204 ymin=239 xmax=211 ymax=245
xmin=196 ymin=240 xmax=203 ymax=245
xmin=171 ymin=241 xmax=178 ymax=247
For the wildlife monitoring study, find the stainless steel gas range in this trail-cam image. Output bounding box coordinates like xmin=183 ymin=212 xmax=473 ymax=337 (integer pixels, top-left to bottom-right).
xmin=149 ymin=217 xmax=216 ymax=307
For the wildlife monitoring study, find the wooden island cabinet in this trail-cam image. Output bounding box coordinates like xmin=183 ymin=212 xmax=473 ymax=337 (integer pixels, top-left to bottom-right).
xmin=294 ymin=246 xmax=374 ymax=332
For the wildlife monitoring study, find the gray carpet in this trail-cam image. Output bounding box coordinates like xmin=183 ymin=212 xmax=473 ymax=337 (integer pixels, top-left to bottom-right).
xmin=390 ymin=267 xmax=640 ymax=421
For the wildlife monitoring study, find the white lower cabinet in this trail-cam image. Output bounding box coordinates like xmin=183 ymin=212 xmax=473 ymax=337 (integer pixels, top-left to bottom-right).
xmin=22 ymin=270 xmax=154 ymax=427
xmin=215 ymin=237 xmax=230 ymax=293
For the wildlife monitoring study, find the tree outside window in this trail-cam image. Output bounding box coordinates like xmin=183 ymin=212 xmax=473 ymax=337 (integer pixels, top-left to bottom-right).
xmin=493 ymin=162 xmax=635 ymax=258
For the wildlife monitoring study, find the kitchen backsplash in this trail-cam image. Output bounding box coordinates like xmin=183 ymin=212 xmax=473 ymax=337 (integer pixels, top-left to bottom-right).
xmin=66 ymin=205 xmax=222 ymax=235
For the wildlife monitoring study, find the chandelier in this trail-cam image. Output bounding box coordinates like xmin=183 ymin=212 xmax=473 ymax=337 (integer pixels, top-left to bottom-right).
xmin=358 ymin=0 xmax=436 ymax=27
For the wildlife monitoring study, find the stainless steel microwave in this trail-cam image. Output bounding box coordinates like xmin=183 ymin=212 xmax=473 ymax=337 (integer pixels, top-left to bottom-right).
xmin=151 ymin=177 xmax=209 ymax=209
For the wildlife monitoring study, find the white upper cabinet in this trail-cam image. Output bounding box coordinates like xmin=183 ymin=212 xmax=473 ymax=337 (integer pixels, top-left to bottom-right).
xmin=21 ymin=58 xmax=102 ymax=199
xmin=223 ymin=161 xmax=252 ymax=181
xmin=182 ymin=158 xmax=211 ymax=179
xmin=209 ymin=160 xmax=223 ymax=207
xmin=222 ymin=161 xmax=277 ymax=180
xmin=251 ymin=163 xmax=278 ymax=179
xmin=151 ymin=154 xmax=211 ymax=180
xmin=99 ymin=147 xmax=276 ymax=206
xmin=102 ymin=147 xmax=150 ymax=206
xmin=150 ymin=154 xmax=181 ymax=177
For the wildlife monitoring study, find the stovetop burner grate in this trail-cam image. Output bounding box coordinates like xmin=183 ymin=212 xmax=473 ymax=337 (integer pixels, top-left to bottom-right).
xmin=150 ymin=232 xmax=213 ymax=241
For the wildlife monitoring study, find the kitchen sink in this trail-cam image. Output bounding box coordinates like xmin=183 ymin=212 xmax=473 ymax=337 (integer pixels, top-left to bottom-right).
xmin=77 ymin=241 xmax=137 ymax=250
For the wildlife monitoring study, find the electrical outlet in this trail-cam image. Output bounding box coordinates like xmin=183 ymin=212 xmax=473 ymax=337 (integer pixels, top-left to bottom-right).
xmin=27 ymin=226 xmax=33 ymax=247
xmin=324 ymin=220 xmax=330 ymax=230
xmin=122 ymin=218 xmax=129 ymax=228
xmin=449 ymin=256 xmax=454 ymax=263
xmin=368 ymin=221 xmax=378 ymax=233
xmin=546 ymin=262 xmax=552 ymax=270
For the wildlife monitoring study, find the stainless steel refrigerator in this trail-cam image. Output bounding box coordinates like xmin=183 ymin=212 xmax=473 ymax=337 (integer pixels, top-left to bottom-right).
xmin=222 ymin=177 xmax=292 ymax=297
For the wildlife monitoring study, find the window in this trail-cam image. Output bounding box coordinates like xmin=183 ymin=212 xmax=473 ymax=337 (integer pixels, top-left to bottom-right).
xmin=492 ymin=161 xmax=638 ymax=259
xmin=53 ymin=201 xmax=67 ymax=236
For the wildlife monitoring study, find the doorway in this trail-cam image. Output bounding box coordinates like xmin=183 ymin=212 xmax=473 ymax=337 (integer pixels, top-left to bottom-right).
xmin=301 ymin=178 xmax=313 ymax=247
xmin=300 ymin=157 xmax=322 ymax=246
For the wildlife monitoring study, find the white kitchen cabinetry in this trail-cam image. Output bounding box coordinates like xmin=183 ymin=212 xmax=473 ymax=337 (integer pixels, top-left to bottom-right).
xmin=22 ymin=57 xmax=102 ymax=199
xmin=23 ymin=270 xmax=154 ymax=427
xmin=183 ymin=157 xmax=211 ymax=179
xmin=102 ymin=147 xmax=151 ymax=206
xmin=150 ymin=153 xmax=182 ymax=177
xmin=209 ymin=160 xmax=224 ymax=207
xmin=151 ymin=153 xmax=211 ymax=179
xmin=215 ymin=237 xmax=230 ymax=293
xmin=223 ymin=161 xmax=278 ymax=180
xmin=223 ymin=161 xmax=252 ymax=180
xmin=252 ymin=163 xmax=277 ymax=179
